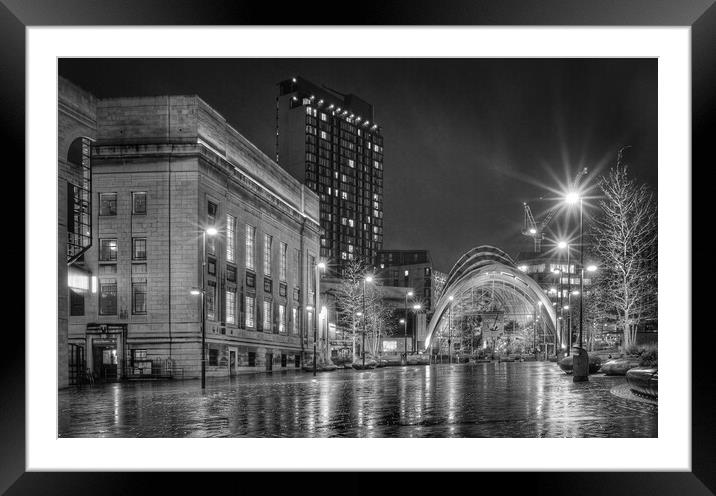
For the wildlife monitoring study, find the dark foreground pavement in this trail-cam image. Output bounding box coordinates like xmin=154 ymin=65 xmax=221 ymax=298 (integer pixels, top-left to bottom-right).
xmin=58 ymin=361 xmax=657 ymax=438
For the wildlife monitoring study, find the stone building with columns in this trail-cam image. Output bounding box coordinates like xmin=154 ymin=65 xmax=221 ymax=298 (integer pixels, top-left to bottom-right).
xmin=59 ymin=76 xmax=321 ymax=384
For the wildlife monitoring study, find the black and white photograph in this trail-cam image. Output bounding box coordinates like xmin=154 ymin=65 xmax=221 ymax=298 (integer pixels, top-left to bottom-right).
xmin=5 ymin=4 xmax=706 ymax=485
xmin=56 ymin=57 xmax=659 ymax=439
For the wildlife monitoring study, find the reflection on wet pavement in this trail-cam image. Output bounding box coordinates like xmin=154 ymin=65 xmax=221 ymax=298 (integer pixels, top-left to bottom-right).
xmin=58 ymin=362 xmax=657 ymax=438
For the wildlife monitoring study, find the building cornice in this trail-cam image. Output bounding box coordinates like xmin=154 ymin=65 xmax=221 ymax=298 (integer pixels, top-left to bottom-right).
xmin=91 ymin=141 xmax=321 ymax=231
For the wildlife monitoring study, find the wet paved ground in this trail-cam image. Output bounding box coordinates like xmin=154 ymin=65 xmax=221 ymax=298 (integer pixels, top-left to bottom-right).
xmin=58 ymin=361 xmax=657 ymax=438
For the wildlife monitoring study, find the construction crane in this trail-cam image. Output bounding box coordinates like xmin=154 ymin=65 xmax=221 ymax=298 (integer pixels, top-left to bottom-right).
xmin=522 ymin=167 xmax=588 ymax=252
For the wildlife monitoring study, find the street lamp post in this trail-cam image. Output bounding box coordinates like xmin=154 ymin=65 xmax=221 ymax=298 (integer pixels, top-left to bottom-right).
xmin=448 ymin=296 xmax=454 ymax=364
xmin=307 ymin=305 xmax=315 ymax=376
xmin=578 ymin=199 xmax=584 ymax=349
xmin=191 ymin=227 xmax=217 ymax=390
xmin=399 ymin=318 xmax=406 ymax=363
xmin=404 ymin=290 xmax=413 ymax=363
xmin=553 ymin=265 xmax=564 ymax=356
xmin=315 ymin=262 xmax=326 ymax=365
xmin=412 ymin=303 xmax=422 ymax=356
xmin=558 ymin=241 xmax=572 ymax=356
xmin=362 ymin=275 xmax=373 ymax=368
xmin=568 ymin=193 xmax=590 ymax=382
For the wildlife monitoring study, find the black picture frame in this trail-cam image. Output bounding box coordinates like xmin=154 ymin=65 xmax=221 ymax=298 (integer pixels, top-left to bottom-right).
xmin=5 ymin=0 xmax=710 ymax=493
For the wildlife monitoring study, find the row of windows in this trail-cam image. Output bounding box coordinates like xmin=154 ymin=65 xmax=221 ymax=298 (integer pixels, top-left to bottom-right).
xmin=208 ymin=204 xmax=294 ymax=284
xmin=304 ymin=105 xmax=383 ymax=142
xmin=99 ymin=192 xmax=146 ymax=216
xmin=72 ymin=276 xmax=307 ymax=332
xmin=69 ymin=278 xmax=147 ymax=317
xmin=99 ymin=238 xmax=146 ymax=261
xmin=523 ymin=263 xmax=577 ymax=274
xmin=209 ymin=285 xmax=301 ymax=334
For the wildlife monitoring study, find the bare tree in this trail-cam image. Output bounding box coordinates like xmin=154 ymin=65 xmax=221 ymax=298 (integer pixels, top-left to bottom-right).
xmin=579 ymin=266 xmax=614 ymax=351
xmin=592 ymin=157 xmax=657 ymax=351
xmin=332 ymin=258 xmax=367 ymax=360
xmin=332 ymin=257 xmax=386 ymax=360
xmin=366 ymin=287 xmax=393 ymax=357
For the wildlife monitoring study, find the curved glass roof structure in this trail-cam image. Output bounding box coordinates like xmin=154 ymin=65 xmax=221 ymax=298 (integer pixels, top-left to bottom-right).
xmin=425 ymin=245 xmax=556 ymax=351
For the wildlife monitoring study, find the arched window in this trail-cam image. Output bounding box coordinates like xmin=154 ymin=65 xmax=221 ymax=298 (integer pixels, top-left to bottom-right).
xmin=66 ymin=137 xmax=92 ymax=263
xmin=67 ymin=137 xmax=86 ymax=168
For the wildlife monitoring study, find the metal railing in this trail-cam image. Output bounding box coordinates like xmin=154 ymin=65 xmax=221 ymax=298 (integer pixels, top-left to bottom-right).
xmin=123 ymin=360 xmax=183 ymax=380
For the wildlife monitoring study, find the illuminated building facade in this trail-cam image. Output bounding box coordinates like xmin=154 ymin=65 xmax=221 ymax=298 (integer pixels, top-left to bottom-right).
xmin=374 ymin=249 xmax=441 ymax=311
xmin=59 ymin=77 xmax=321 ymax=384
xmin=276 ymin=77 xmax=384 ymax=272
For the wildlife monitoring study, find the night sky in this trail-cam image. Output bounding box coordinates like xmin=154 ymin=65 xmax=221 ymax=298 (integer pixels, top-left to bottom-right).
xmin=59 ymin=58 xmax=657 ymax=272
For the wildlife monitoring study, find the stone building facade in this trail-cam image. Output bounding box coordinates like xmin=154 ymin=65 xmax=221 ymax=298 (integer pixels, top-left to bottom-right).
xmin=60 ymin=77 xmax=321 ymax=383
xmin=59 ymin=77 xmax=98 ymax=388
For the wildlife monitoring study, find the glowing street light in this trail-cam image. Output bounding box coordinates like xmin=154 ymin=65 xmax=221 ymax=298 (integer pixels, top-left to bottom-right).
xmin=566 ymin=184 xmax=590 ymax=382
xmin=192 ymin=227 xmax=217 ymax=389
xmin=403 ymin=290 xmax=414 ymax=363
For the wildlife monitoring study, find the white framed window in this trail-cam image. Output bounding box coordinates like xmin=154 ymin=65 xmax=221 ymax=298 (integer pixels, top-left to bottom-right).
xmin=263 ymin=234 xmax=273 ymax=276
xmin=245 ymin=295 xmax=255 ymax=328
xmin=225 ymin=290 xmax=236 ymax=325
xmin=293 ymin=249 xmax=300 ymax=286
xmin=280 ymin=242 xmax=287 ymax=282
xmin=246 ymin=225 xmax=255 ymax=270
xmin=279 ymin=304 xmax=286 ymax=334
xmin=291 ymin=307 xmax=298 ymax=335
xmin=226 ymin=214 xmax=235 ymax=262
xmin=263 ymin=300 xmax=272 ymax=331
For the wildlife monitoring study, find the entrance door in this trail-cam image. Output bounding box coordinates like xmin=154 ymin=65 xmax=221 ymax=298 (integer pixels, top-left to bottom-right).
xmin=93 ymin=344 xmax=118 ymax=382
xmin=265 ymin=353 xmax=273 ymax=372
xmin=229 ymin=350 xmax=237 ymax=377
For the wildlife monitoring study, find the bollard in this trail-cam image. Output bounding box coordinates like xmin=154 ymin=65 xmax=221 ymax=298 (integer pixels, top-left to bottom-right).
xmin=572 ymin=346 xmax=589 ymax=382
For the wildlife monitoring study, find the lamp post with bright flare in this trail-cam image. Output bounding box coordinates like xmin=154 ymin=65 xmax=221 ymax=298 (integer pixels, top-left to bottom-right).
xmin=567 ymin=192 xmax=590 ymax=382
xmin=190 ymin=227 xmax=217 ymax=389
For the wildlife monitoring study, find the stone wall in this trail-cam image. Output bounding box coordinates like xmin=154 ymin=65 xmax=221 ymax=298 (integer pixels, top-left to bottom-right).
xmin=58 ymin=76 xmax=97 ymax=388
